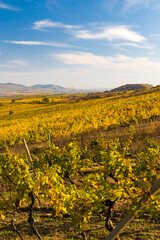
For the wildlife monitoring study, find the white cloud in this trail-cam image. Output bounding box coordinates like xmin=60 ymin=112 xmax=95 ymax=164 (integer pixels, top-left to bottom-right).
xmin=0 ymin=71 xmax=46 ymax=76
xmin=107 ymin=42 xmax=153 ymax=49
xmin=3 ymin=40 xmax=73 ymax=48
xmin=0 ymin=60 xmax=27 ymax=68
xmin=0 ymin=2 xmax=20 ymax=10
xmin=54 ymin=51 xmax=160 ymax=71
xmin=150 ymin=34 xmax=160 ymax=38
xmin=124 ymin=0 xmax=160 ymax=10
xmin=124 ymin=0 xmax=146 ymax=9
xmin=32 ymin=19 xmax=80 ymax=31
xmin=9 ymin=60 xmax=27 ymax=66
xmin=73 ymin=25 xmax=146 ymax=43
xmin=31 ymin=21 xmax=147 ymax=46
xmin=45 ymin=0 xmax=57 ymax=11
xmin=55 ymin=52 xmax=109 ymax=67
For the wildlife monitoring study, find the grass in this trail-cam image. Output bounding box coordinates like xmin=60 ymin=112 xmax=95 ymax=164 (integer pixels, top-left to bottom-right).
xmin=0 ymin=208 xmax=159 ymax=239
xmin=121 ymin=219 xmax=160 ymax=240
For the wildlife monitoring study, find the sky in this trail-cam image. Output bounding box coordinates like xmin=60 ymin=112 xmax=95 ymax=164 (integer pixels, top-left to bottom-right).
xmin=0 ymin=0 xmax=160 ymax=89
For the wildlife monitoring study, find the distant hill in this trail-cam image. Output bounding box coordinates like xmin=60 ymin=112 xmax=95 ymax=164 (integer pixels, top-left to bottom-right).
xmin=0 ymin=83 xmax=155 ymax=96
xmin=110 ymin=84 xmax=153 ymax=92
xmin=32 ymin=84 xmax=65 ymax=91
xmin=0 ymin=83 xmax=68 ymax=95
xmin=0 ymin=83 xmax=111 ymax=96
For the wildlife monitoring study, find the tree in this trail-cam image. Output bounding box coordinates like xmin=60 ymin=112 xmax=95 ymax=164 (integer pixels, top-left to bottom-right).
xmin=11 ymin=99 xmax=15 ymax=104
xmin=42 ymin=97 xmax=50 ymax=104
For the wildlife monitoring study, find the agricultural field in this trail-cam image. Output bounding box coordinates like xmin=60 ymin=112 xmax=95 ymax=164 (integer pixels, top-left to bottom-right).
xmin=0 ymin=87 xmax=160 ymax=150
xmin=0 ymin=87 xmax=160 ymax=240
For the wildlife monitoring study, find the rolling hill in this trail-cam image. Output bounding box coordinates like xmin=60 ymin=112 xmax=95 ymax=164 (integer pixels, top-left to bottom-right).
xmin=110 ymin=84 xmax=153 ymax=92
xmin=0 ymin=83 xmax=68 ymax=95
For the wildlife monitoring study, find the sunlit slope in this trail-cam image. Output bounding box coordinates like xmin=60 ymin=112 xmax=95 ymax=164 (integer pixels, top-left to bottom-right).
xmin=0 ymin=86 xmax=160 ymax=149
xmin=110 ymin=83 xmax=153 ymax=92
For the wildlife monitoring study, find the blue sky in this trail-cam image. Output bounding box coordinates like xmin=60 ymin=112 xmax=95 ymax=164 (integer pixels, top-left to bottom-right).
xmin=0 ymin=0 xmax=160 ymax=89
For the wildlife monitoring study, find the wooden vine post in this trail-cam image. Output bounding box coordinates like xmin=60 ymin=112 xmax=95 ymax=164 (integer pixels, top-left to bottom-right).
xmin=23 ymin=139 xmax=42 ymax=240
xmin=104 ymin=178 xmax=160 ymax=240
xmin=23 ymin=139 xmax=36 ymax=177
xmin=48 ymin=133 xmax=51 ymax=145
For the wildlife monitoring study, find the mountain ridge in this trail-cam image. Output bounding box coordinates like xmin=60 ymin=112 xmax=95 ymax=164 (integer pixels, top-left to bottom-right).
xmin=0 ymin=83 xmax=155 ymax=96
xmin=0 ymin=83 xmax=68 ymax=95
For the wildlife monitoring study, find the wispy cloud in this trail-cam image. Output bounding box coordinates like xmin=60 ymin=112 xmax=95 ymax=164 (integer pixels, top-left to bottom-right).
xmin=150 ymin=34 xmax=160 ymax=38
xmin=73 ymin=25 xmax=146 ymax=43
xmin=0 ymin=71 xmax=46 ymax=76
xmin=54 ymin=51 xmax=160 ymax=71
xmin=0 ymin=60 xmax=27 ymax=68
xmin=55 ymin=52 xmax=109 ymax=67
xmin=0 ymin=1 xmax=20 ymax=11
xmin=45 ymin=0 xmax=57 ymax=11
xmin=107 ymin=42 xmax=153 ymax=49
xmin=32 ymin=19 xmax=80 ymax=31
xmin=3 ymin=40 xmax=73 ymax=48
xmin=124 ymin=0 xmax=160 ymax=11
xmin=31 ymin=21 xmax=147 ymax=47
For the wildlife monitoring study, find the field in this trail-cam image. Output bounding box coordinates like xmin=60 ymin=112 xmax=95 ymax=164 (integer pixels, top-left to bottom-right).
xmin=0 ymin=87 xmax=160 ymax=240
xmin=0 ymin=87 xmax=160 ymax=149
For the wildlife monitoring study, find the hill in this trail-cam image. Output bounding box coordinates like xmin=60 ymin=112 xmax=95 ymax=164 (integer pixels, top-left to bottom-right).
xmin=0 ymin=83 xmax=109 ymax=96
xmin=0 ymin=83 xmax=68 ymax=95
xmin=110 ymin=84 xmax=153 ymax=92
xmin=32 ymin=84 xmax=65 ymax=91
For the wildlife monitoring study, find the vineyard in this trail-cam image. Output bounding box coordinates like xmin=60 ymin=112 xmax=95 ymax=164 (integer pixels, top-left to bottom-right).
xmin=0 ymin=87 xmax=160 ymax=150
xmin=0 ymin=87 xmax=160 ymax=239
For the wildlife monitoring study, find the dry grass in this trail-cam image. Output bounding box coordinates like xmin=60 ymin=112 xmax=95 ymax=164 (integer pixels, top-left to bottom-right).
xmin=0 ymin=206 xmax=159 ymax=240
xmin=0 ymin=119 xmax=159 ymax=156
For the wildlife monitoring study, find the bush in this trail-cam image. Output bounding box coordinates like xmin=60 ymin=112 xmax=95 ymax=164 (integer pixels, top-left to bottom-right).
xmin=9 ymin=110 xmax=14 ymax=115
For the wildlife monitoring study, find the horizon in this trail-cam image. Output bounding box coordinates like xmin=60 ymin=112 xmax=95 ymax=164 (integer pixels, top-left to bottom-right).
xmin=0 ymin=81 xmax=111 ymax=90
xmin=0 ymin=82 xmax=157 ymax=92
xmin=0 ymin=1 xmax=160 ymax=88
